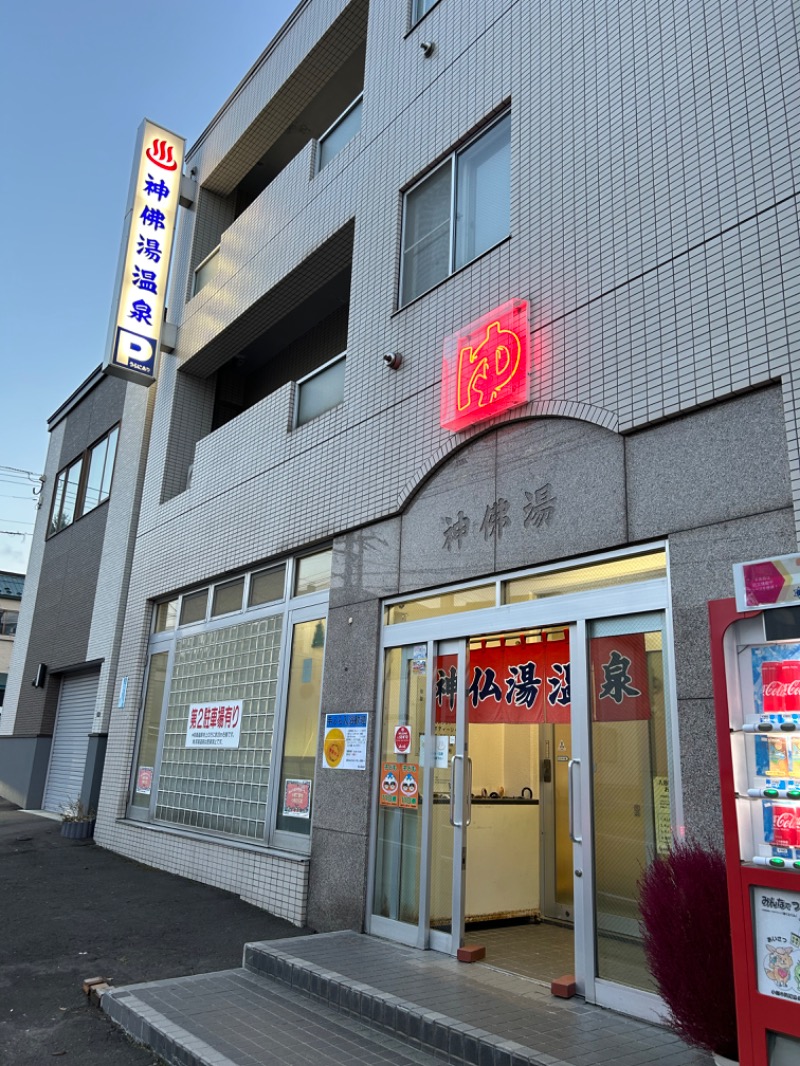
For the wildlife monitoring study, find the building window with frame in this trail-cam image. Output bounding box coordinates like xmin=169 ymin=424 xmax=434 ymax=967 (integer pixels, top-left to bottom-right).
xmin=47 ymin=425 xmax=120 ymax=537
xmin=295 ymin=354 xmax=346 ymax=427
xmin=411 ymin=0 xmax=439 ymax=25
xmin=400 ymin=111 xmax=510 ymax=306
xmin=318 ymin=95 xmax=363 ymax=172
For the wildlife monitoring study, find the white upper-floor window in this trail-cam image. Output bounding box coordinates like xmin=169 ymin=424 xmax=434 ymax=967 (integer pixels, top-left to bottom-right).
xmin=400 ymin=111 xmax=511 ymax=306
xmin=318 ymin=96 xmax=363 ymax=172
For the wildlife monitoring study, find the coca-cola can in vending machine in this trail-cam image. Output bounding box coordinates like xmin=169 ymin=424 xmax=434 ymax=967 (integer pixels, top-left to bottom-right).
xmin=782 ymin=660 xmax=800 ymax=713
xmin=762 ymin=660 xmax=786 ymax=713
xmin=772 ymin=804 xmax=798 ymax=848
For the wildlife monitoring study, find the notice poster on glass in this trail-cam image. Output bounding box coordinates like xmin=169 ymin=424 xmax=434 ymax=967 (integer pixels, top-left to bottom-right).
xmin=185 ymin=699 xmax=243 ymax=748
xmin=752 ymin=886 xmax=800 ymax=1003
xmin=282 ymin=779 xmax=312 ymax=819
xmin=380 ymin=762 xmax=419 ymax=808
xmin=322 ymin=713 xmax=368 ymax=770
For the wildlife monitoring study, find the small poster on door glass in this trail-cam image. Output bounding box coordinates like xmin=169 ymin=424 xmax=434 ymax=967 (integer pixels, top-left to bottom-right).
xmin=394 ymin=724 xmax=412 ymax=755
xmin=752 ymin=886 xmax=800 ymax=1002
xmin=282 ymin=778 xmax=312 ymax=818
xmin=322 ymin=713 xmax=368 ymax=769
xmin=412 ymin=645 xmax=427 ymax=674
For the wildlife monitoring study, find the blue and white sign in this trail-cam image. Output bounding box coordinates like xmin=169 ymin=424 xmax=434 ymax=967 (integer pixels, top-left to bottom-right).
xmin=103 ymin=119 xmax=185 ymax=386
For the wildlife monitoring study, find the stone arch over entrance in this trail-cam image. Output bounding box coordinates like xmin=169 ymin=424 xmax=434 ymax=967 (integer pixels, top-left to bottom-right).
xmin=396 ymin=410 xmax=626 ymax=592
xmin=397 ymin=401 xmax=620 ymax=512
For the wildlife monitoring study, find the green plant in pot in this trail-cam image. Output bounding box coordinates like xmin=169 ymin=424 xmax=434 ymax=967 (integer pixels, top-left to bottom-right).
xmin=638 ymin=841 xmax=738 ymax=1065
xmin=60 ymin=798 xmax=96 ymax=840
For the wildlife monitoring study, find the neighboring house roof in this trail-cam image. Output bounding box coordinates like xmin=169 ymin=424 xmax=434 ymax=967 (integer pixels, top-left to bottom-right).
xmin=0 ymin=573 xmax=24 ymax=600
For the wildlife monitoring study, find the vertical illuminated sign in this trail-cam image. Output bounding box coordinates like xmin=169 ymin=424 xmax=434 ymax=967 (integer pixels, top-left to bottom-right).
xmin=103 ymin=119 xmax=185 ymax=386
xmin=440 ymin=299 xmax=530 ymax=433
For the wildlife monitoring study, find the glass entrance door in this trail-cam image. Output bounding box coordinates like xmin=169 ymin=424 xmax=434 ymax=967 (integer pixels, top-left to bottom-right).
xmin=585 ymin=612 xmax=673 ymax=1012
xmin=369 ymin=604 xmax=676 ymax=1019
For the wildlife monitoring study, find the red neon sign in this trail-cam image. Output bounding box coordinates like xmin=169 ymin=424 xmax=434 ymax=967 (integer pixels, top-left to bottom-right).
xmin=440 ymin=299 xmax=530 ymax=433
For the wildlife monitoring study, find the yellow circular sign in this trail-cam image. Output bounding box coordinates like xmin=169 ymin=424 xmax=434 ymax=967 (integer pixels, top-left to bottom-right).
xmin=324 ymin=728 xmax=345 ymax=767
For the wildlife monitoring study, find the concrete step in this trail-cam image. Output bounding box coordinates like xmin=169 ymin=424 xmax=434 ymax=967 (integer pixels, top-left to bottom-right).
xmin=102 ymin=967 xmax=444 ymax=1066
xmin=242 ymin=931 xmax=710 ymax=1066
xmin=243 ymin=937 xmax=547 ymax=1066
xmin=103 ymin=931 xmax=709 ymax=1066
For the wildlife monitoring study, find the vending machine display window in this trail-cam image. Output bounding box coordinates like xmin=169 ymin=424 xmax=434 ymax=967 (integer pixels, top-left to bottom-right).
xmin=711 ymin=595 xmax=800 ymax=1066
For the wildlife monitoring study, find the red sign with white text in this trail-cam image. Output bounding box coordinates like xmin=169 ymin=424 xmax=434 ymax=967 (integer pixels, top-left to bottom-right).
xmin=440 ymin=300 xmax=530 ymax=433
xmin=434 ymin=634 xmax=571 ymax=725
xmin=589 ymin=634 xmax=651 ymax=722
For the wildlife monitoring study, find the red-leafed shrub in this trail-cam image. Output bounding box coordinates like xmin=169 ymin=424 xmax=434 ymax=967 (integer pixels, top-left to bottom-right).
xmin=638 ymin=842 xmax=738 ymax=1061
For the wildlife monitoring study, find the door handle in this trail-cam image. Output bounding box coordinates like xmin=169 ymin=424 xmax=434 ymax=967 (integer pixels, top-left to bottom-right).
xmin=568 ymin=758 xmax=582 ymax=844
xmin=464 ymin=756 xmax=472 ymax=827
xmin=450 ymin=754 xmax=465 ymax=827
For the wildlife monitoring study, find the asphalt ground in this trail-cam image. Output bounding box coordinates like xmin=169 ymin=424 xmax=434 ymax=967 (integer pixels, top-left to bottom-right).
xmin=0 ymin=797 xmax=309 ymax=1066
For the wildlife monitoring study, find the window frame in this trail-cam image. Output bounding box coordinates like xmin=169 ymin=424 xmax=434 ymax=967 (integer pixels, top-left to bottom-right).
xmin=131 ymin=548 xmax=333 ymax=853
xmin=193 ymin=244 xmax=220 ymax=296
xmin=411 ymin=0 xmax=440 ymax=27
xmin=399 ymin=110 xmax=511 ymax=307
xmin=294 ymin=352 xmax=346 ymax=427
xmin=47 ymin=424 xmax=120 ymax=538
xmin=317 ymin=94 xmax=363 ymax=172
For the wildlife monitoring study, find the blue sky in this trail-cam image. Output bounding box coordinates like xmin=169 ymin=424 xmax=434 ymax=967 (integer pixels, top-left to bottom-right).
xmin=0 ymin=0 xmax=298 ymax=574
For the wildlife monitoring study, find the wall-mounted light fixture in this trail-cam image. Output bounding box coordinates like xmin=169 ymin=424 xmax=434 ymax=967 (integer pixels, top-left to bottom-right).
xmin=383 ymin=352 xmax=402 ymax=370
xmin=420 ymin=41 xmax=435 ymax=57
xmin=32 ymin=663 xmax=47 ymax=688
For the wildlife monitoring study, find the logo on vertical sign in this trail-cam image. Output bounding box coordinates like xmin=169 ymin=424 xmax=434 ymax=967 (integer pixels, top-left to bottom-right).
xmin=441 ymin=300 xmax=530 ymax=433
xmin=145 ymin=138 xmax=179 ymax=170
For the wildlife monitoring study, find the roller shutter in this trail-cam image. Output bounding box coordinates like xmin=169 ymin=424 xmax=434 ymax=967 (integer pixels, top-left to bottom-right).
xmin=42 ymin=671 xmax=99 ymax=814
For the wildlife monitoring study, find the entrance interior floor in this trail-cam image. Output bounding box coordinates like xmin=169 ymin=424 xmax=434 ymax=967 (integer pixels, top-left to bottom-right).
xmin=472 ymin=919 xmax=655 ymax=993
xmin=472 ymin=919 xmax=573 ymax=984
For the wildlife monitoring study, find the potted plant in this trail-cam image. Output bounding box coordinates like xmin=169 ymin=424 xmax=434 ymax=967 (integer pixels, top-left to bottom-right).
xmin=60 ymin=798 xmax=96 ymax=840
xmin=638 ymin=840 xmax=738 ymax=1065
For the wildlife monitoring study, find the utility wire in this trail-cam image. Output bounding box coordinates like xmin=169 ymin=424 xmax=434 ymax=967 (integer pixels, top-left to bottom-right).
xmin=0 ymin=466 xmax=41 ymax=477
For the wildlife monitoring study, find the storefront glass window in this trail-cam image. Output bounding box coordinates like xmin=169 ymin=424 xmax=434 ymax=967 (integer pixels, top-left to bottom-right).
xmin=180 ymin=589 xmax=208 ymax=626
xmin=211 ymin=577 xmax=244 ymax=617
xmin=249 ymin=566 xmax=286 ymax=607
xmin=504 ymin=551 xmax=666 ymax=603
xmin=275 ymin=618 xmax=326 ymax=836
xmin=154 ymin=615 xmax=282 ymax=840
xmin=372 ymin=646 xmax=426 ymax=924
xmin=384 ymin=584 xmax=495 ymax=625
xmin=154 ymin=599 xmax=178 ymax=632
xmin=295 ymin=550 xmax=332 ymax=595
xmin=131 ymin=651 xmax=169 ymax=810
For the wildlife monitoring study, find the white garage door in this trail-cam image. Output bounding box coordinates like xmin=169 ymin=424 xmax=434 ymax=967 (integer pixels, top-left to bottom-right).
xmin=42 ymin=671 xmax=99 ymax=814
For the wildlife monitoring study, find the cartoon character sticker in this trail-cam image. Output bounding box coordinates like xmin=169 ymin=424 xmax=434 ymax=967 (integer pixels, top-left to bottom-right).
xmin=764 ymin=943 xmax=794 ymax=988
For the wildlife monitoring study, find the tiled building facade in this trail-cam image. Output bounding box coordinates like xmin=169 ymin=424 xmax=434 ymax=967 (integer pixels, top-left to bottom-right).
xmin=5 ymin=0 xmax=800 ymax=1022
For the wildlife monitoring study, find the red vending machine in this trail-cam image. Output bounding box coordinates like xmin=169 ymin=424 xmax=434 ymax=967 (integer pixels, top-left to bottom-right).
xmin=711 ymin=555 xmax=800 ymax=1066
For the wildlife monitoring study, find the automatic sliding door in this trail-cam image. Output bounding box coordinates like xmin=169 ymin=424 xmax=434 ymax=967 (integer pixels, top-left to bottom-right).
xmin=587 ymin=613 xmax=672 ymax=1002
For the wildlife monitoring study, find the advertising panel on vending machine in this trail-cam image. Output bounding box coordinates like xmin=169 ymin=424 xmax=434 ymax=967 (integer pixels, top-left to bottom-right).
xmin=711 ymin=563 xmax=800 ymax=1065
